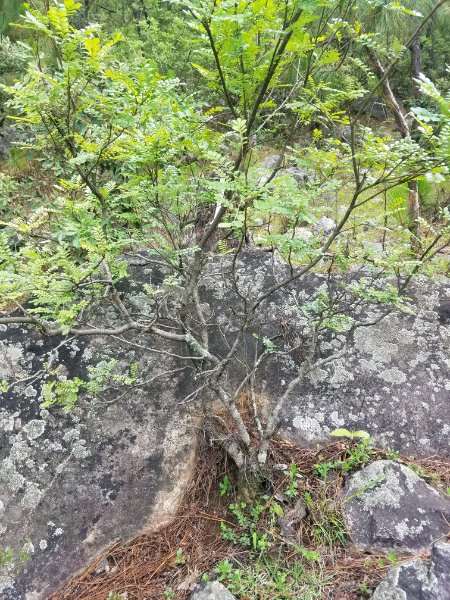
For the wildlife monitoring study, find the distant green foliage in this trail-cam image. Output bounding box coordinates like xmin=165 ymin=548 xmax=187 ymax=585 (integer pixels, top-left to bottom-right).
xmin=415 ymin=73 xmax=450 ymax=165
xmin=0 ymin=0 xmax=23 ymax=36
xmin=0 ymin=1 xmax=223 ymax=327
xmin=1 ymin=0 xmax=447 ymax=335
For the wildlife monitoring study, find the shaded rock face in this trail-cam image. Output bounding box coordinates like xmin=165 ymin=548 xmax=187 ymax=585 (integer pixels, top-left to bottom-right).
xmin=0 ymin=123 xmax=18 ymax=160
xmin=258 ymin=156 xmax=310 ymax=185
xmin=0 ymin=251 xmax=449 ymax=598
xmin=372 ymin=542 xmax=450 ymax=600
xmin=191 ymin=581 xmax=237 ymax=600
xmin=343 ymin=461 xmax=450 ymax=553
xmin=0 ymin=289 xmax=198 ymax=598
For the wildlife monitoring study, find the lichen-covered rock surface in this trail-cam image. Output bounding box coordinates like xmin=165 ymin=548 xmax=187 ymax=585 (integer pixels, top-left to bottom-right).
xmin=274 ymin=286 xmax=450 ymax=455
xmin=0 ymin=262 xmax=199 ymax=599
xmin=1 ymin=251 xmax=449 ymax=598
xmin=190 ymin=581 xmax=237 ymax=600
xmin=344 ymin=461 xmax=450 ymax=552
xmin=371 ymin=541 xmax=450 ymax=600
xmin=199 ymin=251 xmax=450 ymax=456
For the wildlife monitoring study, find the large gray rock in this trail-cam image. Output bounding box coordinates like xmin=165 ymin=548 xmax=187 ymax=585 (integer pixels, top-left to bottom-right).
xmin=191 ymin=581 xmax=237 ymax=600
xmin=261 ymin=154 xmax=282 ymax=169
xmin=200 ymin=252 xmax=450 ymax=457
xmin=344 ymin=461 xmax=450 ymax=553
xmin=372 ymin=542 xmax=450 ymax=600
xmin=257 ymin=156 xmax=309 ymax=185
xmin=285 ymin=166 xmax=309 ymax=183
xmin=277 ymin=279 xmax=449 ymax=457
xmin=0 ymin=122 xmax=23 ymax=160
xmin=0 ymin=291 xmax=198 ymax=598
xmin=0 ymin=251 xmax=449 ymax=598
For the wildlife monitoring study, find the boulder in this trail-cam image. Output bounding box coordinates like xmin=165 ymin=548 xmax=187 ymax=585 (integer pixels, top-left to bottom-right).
xmin=285 ymin=166 xmax=309 ymax=184
xmin=372 ymin=542 xmax=450 ymax=600
xmin=0 ymin=123 xmax=14 ymax=160
xmin=257 ymin=156 xmax=309 ymax=185
xmin=201 ymin=252 xmax=450 ymax=457
xmin=343 ymin=461 xmax=450 ymax=553
xmin=294 ymin=226 xmax=313 ymax=241
xmin=314 ymin=216 xmax=336 ymax=234
xmin=277 ymin=272 xmax=449 ymax=457
xmin=191 ymin=581 xmax=237 ymax=600
xmin=0 ymin=297 xmax=198 ymax=598
xmin=0 ymin=251 xmax=449 ymax=598
xmin=261 ymin=154 xmax=282 ymax=169
xmin=353 ymin=99 xmax=389 ymax=121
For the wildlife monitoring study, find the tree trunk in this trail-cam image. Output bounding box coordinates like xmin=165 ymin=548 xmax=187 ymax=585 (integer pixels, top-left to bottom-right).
xmin=408 ymin=35 xmax=422 ymax=250
xmin=367 ymin=48 xmax=420 ymax=249
xmin=410 ymin=35 xmax=422 ymax=98
xmin=139 ymin=0 xmax=150 ymax=22
xmin=407 ymin=180 xmax=421 ymax=251
xmin=367 ymin=49 xmax=409 ymax=137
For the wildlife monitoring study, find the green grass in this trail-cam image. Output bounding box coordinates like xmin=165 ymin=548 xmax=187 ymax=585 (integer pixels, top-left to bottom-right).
xmin=212 ymin=459 xmax=347 ymax=599
xmin=215 ymin=555 xmax=331 ymax=600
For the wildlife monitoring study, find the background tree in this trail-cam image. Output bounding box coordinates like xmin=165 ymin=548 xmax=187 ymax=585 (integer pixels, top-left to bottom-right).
xmin=355 ymin=0 xmax=449 ymax=248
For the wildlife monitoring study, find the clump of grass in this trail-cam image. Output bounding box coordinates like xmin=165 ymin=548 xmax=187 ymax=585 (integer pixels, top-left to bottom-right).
xmin=215 ymin=554 xmax=331 ymax=600
xmin=213 ymin=450 xmax=347 ymax=598
xmin=304 ymin=485 xmax=348 ymax=550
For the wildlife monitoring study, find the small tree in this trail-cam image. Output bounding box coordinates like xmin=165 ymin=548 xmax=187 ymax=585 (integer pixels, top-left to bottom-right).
xmin=0 ymin=0 xmax=448 ymax=473
xmin=355 ymin=0 xmax=448 ymax=249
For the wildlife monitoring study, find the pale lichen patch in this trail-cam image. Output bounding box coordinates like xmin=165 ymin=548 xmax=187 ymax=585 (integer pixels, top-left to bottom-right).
xmin=292 ymin=415 xmax=328 ymax=442
xmin=379 ymin=368 xmax=407 ymax=385
xmin=21 ymin=481 xmax=43 ymax=510
xmin=23 ymin=419 xmax=46 ymax=441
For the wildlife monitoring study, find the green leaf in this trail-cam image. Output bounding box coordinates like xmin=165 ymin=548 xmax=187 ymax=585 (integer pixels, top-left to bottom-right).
xmin=69 ymin=151 xmax=96 ymax=165
xmin=191 ymin=63 xmax=214 ymax=80
xmin=295 ymin=546 xmax=320 ymax=561
xmin=84 ymin=37 xmax=101 ymax=58
xmin=331 ymin=428 xmax=371 ymax=440
xmin=270 ymin=502 xmax=284 ymax=518
xmin=63 ymin=0 xmax=81 ymax=14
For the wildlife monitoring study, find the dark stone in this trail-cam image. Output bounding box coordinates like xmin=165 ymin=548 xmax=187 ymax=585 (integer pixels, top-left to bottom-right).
xmin=438 ymin=299 xmax=450 ymax=324
xmin=344 ymin=461 xmax=450 ymax=553
xmin=372 ymin=541 xmax=450 ymax=600
xmin=285 ymin=166 xmax=309 ymax=183
xmin=353 ymin=99 xmax=389 ymax=121
xmin=0 ymin=123 xmax=18 ymax=160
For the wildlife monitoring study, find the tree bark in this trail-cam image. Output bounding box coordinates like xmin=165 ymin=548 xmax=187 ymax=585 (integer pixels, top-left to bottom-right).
xmin=367 ymin=48 xmax=420 ymax=249
xmin=410 ymin=34 xmax=422 ymax=98
xmin=408 ymin=35 xmax=422 ymax=251
xmin=368 ymin=48 xmax=409 ymax=136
